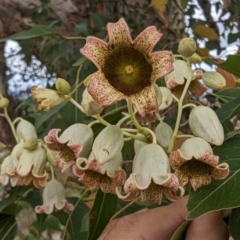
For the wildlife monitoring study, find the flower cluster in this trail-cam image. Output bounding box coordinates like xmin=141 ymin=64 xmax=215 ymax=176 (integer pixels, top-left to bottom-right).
xmin=0 ymin=18 xmax=230 ymax=217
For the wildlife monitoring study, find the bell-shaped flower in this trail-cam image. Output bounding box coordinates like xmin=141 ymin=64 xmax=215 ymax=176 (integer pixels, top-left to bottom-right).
xmin=16 ymin=119 xmax=37 ymax=141
xmin=158 ymin=87 xmax=173 ymax=110
xmin=0 ymin=155 xmax=18 ymax=186
xmin=35 ymin=179 xmax=74 ymax=214
xmin=72 ymin=125 xmax=126 ymax=194
xmin=117 ymin=144 xmax=184 ymax=204
xmin=44 ymin=123 xmax=93 ymax=171
xmin=169 ymin=137 xmax=229 ymax=191
xmin=16 ymin=146 xmax=48 ymax=188
xmin=165 ymin=60 xmax=207 ymax=99
xmin=31 ymin=86 xmax=67 ymax=111
xmin=80 ymin=18 xmax=173 ymax=117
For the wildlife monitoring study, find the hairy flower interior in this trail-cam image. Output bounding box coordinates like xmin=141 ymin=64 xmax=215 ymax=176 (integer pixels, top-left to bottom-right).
xmin=180 ymin=159 xmax=213 ymax=177
xmin=103 ymin=45 xmax=152 ymax=95
xmin=59 ymin=145 xmax=76 ymax=162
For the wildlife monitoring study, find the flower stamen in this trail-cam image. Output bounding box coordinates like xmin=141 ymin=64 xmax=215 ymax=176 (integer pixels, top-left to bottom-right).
xmin=124 ymin=65 xmax=134 ymax=75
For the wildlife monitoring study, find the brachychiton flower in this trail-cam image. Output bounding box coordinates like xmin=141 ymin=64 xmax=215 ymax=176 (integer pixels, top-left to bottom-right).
xmin=169 ymin=137 xmax=229 ymax=191
xmin=80 ymin=18 xmax=173 ymax=117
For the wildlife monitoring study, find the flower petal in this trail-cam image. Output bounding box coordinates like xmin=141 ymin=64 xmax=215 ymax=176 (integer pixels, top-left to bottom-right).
xmin=44 ymin=129 xmax=62 ymax=150
xmin=129 ymin=86 xmax=158 ymax=117
xmin=88 ymin=71 xmax=125 ymax=107
xmin=149 ymin=51 xmax=174 ymax=83
xmin=189 ymin=80 xmax=207 ymax=97
xmin=107 ymin=18 xmax=132 ymax=46
xmin=212 ymin=163 xmax=229 ymax=179
xmin=134 ymin=26 xmax=162 ymax=54
xmin=80 ymin=37 xmax=109 ymax=69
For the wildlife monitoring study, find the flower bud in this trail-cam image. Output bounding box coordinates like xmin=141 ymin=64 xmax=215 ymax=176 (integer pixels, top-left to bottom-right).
xmin=92 ymin=125 xmax=124 ymax=166
xmin=158 ymin=87 xmax=173 ymax=110
xmin=17 ymin=119 xmax=37 ymax=141
xmin=153 ymin=84 xmax=162 ymax=107
xmin=23 ymin=138 xmax=38 ymax=151
xmin=0 ymin=98 xmax=9 ymax=108
xmin=189 ymin=53 xmax=202 ymax=64
xmin=202 ymin=71 xmax=226 ymax=90
xmin=155 ymin=121 xmax=173 ymax=148
xmin=81 ymin=88 xmax=103 ymax=116
xmin=178 ymin=38 xmax=197 ymax=58
xmin=55 ymin=78 xmax=71 ymax=95
xmin=189 ymin=106 xmax=224 ymax=145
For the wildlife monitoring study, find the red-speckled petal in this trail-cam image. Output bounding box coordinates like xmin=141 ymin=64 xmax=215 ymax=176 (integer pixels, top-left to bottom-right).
xmin=134 ymin=26 xmax=162 ymax=54
xmin=149 ymin=51 xmax=174 ymax=83
xmin=107 ymin=18 xmax=132 ymax=46
xmin=80 ymin=36 xmax=108 ymax=69
xmin=88 ymin=71 xmax=125 ymax=107
xmin=129 ymin=85 xmax=158 ymax=117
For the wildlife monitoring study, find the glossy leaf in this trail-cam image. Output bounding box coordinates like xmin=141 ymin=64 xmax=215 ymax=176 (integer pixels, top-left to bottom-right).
xmin=43 ymin=215 xmax=62 ymax=232
xmin=229 ymin=207 xmax=240 ymax=240
xmin=0 ymin=24 xmax=60 ymax=42
xmin=88 ymin=189 xmax=118 ymax=240
xmin=217 ymin=55 xmax=240 ymax=78
xmin=0 ymin=214 xmax=17 ymax=240
xmin=216 ymin=97 xmax=240 ymax=124
xmin=187 ymin=136 xmax=240 ymax=219
xmin=171 ymin=221 xmax=190 ymax=240
xmin=213 ymin=88 xmax=240 ymax=103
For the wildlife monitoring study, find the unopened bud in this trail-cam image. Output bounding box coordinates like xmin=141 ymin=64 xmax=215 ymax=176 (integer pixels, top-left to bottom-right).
xmin=23 ymin=138 xmax=38 ymax=151
xmin=0 ymin=98 xmax=9 ymax=108
xmin=153 ymin=84 xmax=162 ymax=107
xmin=159 ymin=87 xmax=173 ymax=110
xmin=55 ymin=78 xmax=71 ymax=95
xmin=189 ymin=106 xmax=224 ymax=146
xmin=202 ymin=71 xmax=226 ymax=90
xmin=189 ymin=53 xmax=202 ymax=64
xmin=178 ymin=38 xmax=197 ymax=58
xmin=155 ymin=121 xmax=173 ymax=148
xmin=81 ymin=88 xmax=103 ymax=116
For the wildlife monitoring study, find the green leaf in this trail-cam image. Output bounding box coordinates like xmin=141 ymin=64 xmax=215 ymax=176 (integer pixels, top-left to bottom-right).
xmin=180 ymin=0 xmax=188 ymax=9
xmin=170 ymin=221 xmax=190 ymax=240
xmin=72 ymin=57 xmax=87 ymax=66
xmin=88 ymin=189 xmax=118 ymax=240
xmin=0 ymin=24 xmax=60 ymax=42
xmin=69 ymin=231 xmax=88 ymax=240
xmin=229 ymin=207 xmax=240 ymax=240
xmin=31 ymin=101 xmax=67 ymax=130
xmin=213 ymin=88 xmax=240 ymax=103
xmin=216 ymin=97 xmax=240 ymax=124
xmin=194 ymin=25 xmax=219 ymax=40
xmin=217 ymin=55 xmax=240 ymax=77
xmin=225 ymin=129 xmax=240 ymax=141
xmin=0 ymin=186 xmax=29 ymax=212
xmin=53 ymin=198 xmax=89 ymax=239
xmin=0 ymin=214 xmax=17 ymax=240
xmin=43 ymin=215 xmax=62 ymax=232
xmin=187 ymin=135 xmax=240 ymax=219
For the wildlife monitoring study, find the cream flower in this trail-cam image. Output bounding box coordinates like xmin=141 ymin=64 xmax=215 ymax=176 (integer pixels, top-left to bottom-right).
xmin=169 ymin=137 xmax=229 ymax=191
xmin=44 ymin=123 xmax=93 ymax=171
xmin=165 ymin=60 xmax=207 ymax=99
xmin=35 ymin=179 xmax=74 ymax=214
xmin=16 ymin=146 xmax=48 ymax=189
xmin=16 ymin=119 xmax=37 ymax=141
xmin=72 ymin=125 xmax=126 ymax=194
xmin=80 ymin=18 xmax=173 ymax=117
xmin=31 ymin=86 xmax=67 ymax=111
xmin=117 ymin=144 xmax=184 ymax=204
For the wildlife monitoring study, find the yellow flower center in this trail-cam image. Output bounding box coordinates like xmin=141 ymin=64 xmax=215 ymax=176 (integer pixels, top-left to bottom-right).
xmin=124 ymin=65 xmax=134 ymax=75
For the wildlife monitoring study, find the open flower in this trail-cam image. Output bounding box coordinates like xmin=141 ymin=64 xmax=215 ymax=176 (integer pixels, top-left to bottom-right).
xmin=165 ymin=60 xmax=207 ymax=99
xmin=16 ymin=146 xmax=48 ymax=188
xmin=169 ymin=137 xmax=229 ymax=191
xmin=35 ymin=179 xmax=74 ymax=214
xmin=117 ymin=144 xmax=184 ymax=204
xmin=44 ymin=123 xmax=93 ymax=171
xmin=80 ymin=18 xmax=173 ymax=117
xmin=72 ymin=125 xmax=126 ymax=194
